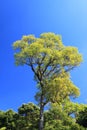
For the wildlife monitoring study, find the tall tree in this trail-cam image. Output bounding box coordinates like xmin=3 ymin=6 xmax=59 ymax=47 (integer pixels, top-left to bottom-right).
xmin=13 ymin=32 xmax=82 ymax=130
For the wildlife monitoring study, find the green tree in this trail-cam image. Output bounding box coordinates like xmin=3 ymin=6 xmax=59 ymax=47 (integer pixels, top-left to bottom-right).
xmin=44 ymin=102 xmax=86 ymax=130
xmin=18 ymin=103 xmax=39 ymax=130
xmin=13 ymin=32 xmax=82 ymax=130
xmin=0 ymin=110 xmax=16 ymax=130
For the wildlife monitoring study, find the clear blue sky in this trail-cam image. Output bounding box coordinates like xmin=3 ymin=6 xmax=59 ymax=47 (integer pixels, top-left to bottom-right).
xmin=0 ymin=0 xmax=87 ymax=111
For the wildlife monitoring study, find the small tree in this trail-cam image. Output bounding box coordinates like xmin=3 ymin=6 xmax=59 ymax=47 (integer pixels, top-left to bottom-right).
xmin=13 ymin=32 xmax=82 ymax=130
xmin=18 ymin=103 xmax=39 ymax=130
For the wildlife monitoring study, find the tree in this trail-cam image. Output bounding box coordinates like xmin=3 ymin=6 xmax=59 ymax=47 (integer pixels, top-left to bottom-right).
xmin=44 ymin=102 xmax=86 ymax=130
xmin=44 ymin=103 xmax=79 ymax=130
xmin=0 ymin=110 xmax=16 ymax=130
xmin=13 ymin=32 xmax=82 ymax=130
xmin=18 ymin=103 xmax=39 ymax=130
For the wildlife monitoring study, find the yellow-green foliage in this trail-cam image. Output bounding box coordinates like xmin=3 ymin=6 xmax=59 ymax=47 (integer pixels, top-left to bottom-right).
xmin=44 ymin=72 xmax=80 ymax=103
xmin=13 ymin=32 xmax=83 ymax=104
xmin=13 ymin=32 xmax=82 ymax=66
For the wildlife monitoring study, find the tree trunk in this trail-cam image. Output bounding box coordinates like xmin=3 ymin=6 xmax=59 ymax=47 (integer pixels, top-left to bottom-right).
xmin=39 ymin=94 xmax=44 ymax=130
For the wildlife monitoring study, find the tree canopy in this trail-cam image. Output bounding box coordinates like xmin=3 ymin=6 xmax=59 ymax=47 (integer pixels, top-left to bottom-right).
xmin=13 ymin=32 xmax=82 ymax=103
xmin=0 ymin=102 xmax=86 ymax=130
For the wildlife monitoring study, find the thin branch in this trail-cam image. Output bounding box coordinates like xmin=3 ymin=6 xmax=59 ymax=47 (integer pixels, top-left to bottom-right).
xmin=64 ymin=66 xmax=75 ymax=73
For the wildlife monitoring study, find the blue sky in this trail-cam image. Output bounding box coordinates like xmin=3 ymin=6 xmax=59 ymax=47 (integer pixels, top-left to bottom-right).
xmin=0 ymin=0 xmax=87 ymax=111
